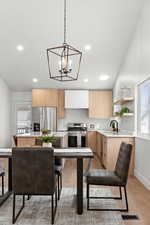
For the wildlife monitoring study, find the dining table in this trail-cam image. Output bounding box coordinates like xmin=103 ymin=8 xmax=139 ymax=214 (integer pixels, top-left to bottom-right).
xmin=0 ymin=147 xmax=93 ymax=215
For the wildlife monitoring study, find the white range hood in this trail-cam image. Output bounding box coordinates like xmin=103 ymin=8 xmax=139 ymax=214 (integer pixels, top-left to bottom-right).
xmin=65 ymin=90 xmax=89 ymax=109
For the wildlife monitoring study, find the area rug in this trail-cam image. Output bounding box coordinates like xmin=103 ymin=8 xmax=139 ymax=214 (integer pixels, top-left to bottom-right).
xmin=0 ymin=188 xmax=125 ymax=225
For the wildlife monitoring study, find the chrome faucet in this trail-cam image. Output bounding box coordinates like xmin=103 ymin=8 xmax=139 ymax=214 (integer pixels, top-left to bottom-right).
xmin=110 ymin=120 xmax=119 ymax=133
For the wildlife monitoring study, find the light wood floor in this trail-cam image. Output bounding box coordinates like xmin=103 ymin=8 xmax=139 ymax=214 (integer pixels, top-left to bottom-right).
xmin=62 ymin=156 xmax=150 ymax=225
xmin=1 ymin=156 xmax=150 ymax=225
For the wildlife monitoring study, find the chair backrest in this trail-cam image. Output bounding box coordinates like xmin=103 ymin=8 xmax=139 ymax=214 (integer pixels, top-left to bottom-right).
xmin=115 ymin=142 xmax=132 ymax=185
xmin=12 ymin=147 xmax=55 ymax=195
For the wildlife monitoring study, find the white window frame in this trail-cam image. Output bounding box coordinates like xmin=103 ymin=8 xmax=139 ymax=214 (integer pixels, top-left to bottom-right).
xmin=135 ymin=76 xmax=150 ymax=140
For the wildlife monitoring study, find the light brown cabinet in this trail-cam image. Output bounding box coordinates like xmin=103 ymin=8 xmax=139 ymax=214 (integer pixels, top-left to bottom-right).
xmin=32 ymin=89 xmax=58 ymax=107
xmin=57 ymin=90 xmax=65 ymax=118
xmin=89 ymin=90 xmax=112 ymax=118
xmin=101 ymin=135 xmax=135 ymax=175
xmin=17 ymin=137 xmax=36 ymax=147
xmin=96 ymin=132 xmax=102 ymax=158
xmin=86 ymin=131 xmax=97 ymax=153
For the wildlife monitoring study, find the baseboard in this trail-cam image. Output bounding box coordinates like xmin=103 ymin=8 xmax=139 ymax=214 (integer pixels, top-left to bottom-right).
xmin=134 ymin=169 xmax=150 ymax=190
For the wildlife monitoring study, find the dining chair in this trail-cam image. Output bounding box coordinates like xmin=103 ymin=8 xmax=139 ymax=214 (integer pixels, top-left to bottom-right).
xmin=0 ymin=168 xmax=5 ymax=196
xmin=12 ymin=147 xmax=58 ymax=224
xmin=35 ymin=138 xmax=63 ymax=201
xmin=86 ymin=142 xmax=132 ymax=211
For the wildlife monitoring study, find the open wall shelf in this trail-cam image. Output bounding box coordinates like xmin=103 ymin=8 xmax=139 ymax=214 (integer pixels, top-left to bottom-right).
xmin=113 ymin=98 xmax=134 ymax=105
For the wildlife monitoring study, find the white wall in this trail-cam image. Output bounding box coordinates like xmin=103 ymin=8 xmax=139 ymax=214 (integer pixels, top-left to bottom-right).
xmin=0 ymin=76 xmax=11 ymax=147
xmin=113 ymin=0 xmax=150 ymax=190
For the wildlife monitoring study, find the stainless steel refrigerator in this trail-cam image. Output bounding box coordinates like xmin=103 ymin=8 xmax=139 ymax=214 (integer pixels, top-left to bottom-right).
xmin=32 ymin=107 xmax=57 ymax=132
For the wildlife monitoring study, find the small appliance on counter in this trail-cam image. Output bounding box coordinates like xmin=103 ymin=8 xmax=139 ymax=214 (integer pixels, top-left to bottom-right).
xmin=89 ymin=123 xmax=95 ymax=130
xmin=33 ymin=123 xmax=40 ymax=132
xmin=67 ymin=123 xmax=87 ymax=147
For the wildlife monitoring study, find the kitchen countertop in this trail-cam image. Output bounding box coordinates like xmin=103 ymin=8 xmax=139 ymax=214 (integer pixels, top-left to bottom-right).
xmin=97 ymin=129 xmax=135 ymax=137
xmin=16 ymin=130 xmax=135 ymax=138
xmin=16 ymin=131 xmax=68 ymax=138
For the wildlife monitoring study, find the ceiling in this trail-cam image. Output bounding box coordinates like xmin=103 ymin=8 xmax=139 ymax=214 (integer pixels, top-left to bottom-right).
xmin=0 ymin=0 xmax=143 ymax=91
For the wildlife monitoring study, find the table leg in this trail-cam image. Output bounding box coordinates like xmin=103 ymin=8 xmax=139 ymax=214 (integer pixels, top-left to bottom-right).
xmin=77 ymin=158 xmax=83 ymax=215
xmin=0 ymin=158 xmax=12 ymax=207
xmin=8 ymin=158 xmax=12 ymax=191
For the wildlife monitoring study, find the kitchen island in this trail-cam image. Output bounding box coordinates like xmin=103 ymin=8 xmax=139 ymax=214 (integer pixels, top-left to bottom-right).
xmin=15 ymin=131 xmax=68 ymax=148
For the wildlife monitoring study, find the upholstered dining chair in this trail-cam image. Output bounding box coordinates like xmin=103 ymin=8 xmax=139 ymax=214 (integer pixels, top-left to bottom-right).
xmin=86 ymin=142 xmax=132 ymax=212
xmin=0 ymin=168 xmax=5 ymax=196
xmin=12 ymin=147 xmax=58 ymax=224
xmin=35 ymin=138 xmax=63 ymax=200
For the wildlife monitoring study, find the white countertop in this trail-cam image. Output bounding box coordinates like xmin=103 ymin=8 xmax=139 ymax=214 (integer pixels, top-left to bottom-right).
xmin=0 ymin=148 xmax=92 ymax=153
xmin=16 ymin=130 xmax=134 ymax=138
xmin=97 ymin=130 xmax=135 ymax=137
xmin=16 ymin=131 xmax=68 ymax=138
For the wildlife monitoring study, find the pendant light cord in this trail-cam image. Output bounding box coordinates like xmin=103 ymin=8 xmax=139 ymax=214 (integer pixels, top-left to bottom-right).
xmin=64 ymin=0 xmax=67 ymax=44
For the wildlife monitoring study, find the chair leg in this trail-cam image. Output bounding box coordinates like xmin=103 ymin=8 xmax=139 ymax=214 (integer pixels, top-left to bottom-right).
xmin=60 ymin=173 xmax=62 ymax=191
xmin=51 ymin=195 xmax=54 ymax=225
xmin=119 ymin=186 xmax=122 ymax=200
xmin=27 ymin=195 xmax=31 ymax=200
xmin=87 ymin=183 xmax=89 ymax=210
xmin=12 ymin=194 xmax=25 ymax=224
xmin=124 ymin=186 xmax=129 ymax=212
xmin=51 ymin=189 xmax=58 ymax=225
xmin=2 ymin=175 xmax=4 ymax=196
xmin=59 ymin=173 xmax=62 ymax=198
xmin=57 ymin=175 xmax=60 ymax=200
xmin=87 ymin=184 xmax=129 ymax=212
xmin=57 ymin=173 xmax=62 ymax=201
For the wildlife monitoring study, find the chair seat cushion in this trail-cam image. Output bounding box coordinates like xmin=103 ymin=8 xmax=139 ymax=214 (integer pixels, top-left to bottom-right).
xmin=0 ymin=168 xmax=5 ymax=176
xmin=86 ymin=169 xmax=122 ymax=186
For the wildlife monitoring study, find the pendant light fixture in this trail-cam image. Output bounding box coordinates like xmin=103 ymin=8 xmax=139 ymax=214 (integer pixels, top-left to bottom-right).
xmin=47 ymin=0 xmax=82 ymax=81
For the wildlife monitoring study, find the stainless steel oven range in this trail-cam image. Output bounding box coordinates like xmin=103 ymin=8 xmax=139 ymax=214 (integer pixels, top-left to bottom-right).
xmin=68 ymin=123 xmax=87 ymax=147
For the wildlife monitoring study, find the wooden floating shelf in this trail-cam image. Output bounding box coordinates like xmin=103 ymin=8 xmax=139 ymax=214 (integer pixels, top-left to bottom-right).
xmin=113 ymin=113 xmax=134 ymax=117
xmin=113 ymin=98 xmax=134 ymax=105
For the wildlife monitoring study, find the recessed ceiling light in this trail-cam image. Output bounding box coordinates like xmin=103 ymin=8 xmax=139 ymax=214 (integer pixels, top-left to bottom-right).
xmin=84 ymin=45 xmax=92 ymax=51
xmin=32 ymin=78 xmax=38 ymax=83
xmin=99 ymin=74 xmax=110 ymax=81
xmin=16 ymin=45 xmax=24 ymax=51
xmin=83 ymin=78 xmax=88 ymax=83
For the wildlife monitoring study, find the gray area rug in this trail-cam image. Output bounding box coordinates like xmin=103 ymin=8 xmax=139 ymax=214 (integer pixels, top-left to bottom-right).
xmin=0 ymin=188 xmax=124 ymax=225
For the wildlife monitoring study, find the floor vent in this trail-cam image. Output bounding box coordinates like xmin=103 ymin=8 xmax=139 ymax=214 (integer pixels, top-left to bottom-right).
xmin=121 ymin=215 xmax=139 ymax=220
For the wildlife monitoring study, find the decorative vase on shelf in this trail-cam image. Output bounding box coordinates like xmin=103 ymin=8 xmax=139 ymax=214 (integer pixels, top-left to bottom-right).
xmin=42 ymin=142 xmax=52 ymax=148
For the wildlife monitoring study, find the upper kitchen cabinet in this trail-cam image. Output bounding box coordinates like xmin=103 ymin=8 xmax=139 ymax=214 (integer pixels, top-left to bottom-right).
xmin=57 ymin=90 xmax=65 ymax=118
xmin=32 ymin=89 xmax=58 ymax=107
xmin=65 ymin=90 xmax=89 ymax=108
xmin=89 ymin=90 xmax=112 ymax=118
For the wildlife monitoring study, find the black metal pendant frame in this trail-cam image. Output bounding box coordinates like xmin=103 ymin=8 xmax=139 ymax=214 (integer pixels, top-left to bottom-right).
xmin=47 ymin=0 xmax=82 ymax=82
xmin=47 ymin=43 xmax=82 ymax=81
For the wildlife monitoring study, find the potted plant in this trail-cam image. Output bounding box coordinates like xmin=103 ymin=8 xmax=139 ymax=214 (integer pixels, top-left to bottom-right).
xmin=41 ymin=129 xmax=50 ymax=136
xmin=115 ymin=107 xmax=130 ymax=117
xmin=38 ymin=136 xmax=56 ymax=147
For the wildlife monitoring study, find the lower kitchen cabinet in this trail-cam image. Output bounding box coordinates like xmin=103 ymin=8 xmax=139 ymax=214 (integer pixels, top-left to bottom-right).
xmin=96 ymin=132 xmax=102 ymax=159
xmin=86 ymin=131 xmax=97 ymax=153
xmin=101 ymin=136 xmax=135 ymax=175
xmin=16 ymin=135 xmax=68 ymax=148
xmin=17 ymin=137 xmax=36 ymax=147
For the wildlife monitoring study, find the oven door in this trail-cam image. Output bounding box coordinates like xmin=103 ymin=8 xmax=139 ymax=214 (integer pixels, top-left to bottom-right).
xmin=81 ymin=135 xmax=86 ymax=147
xmin=68 ymin=135 xmax=77 ymax=147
